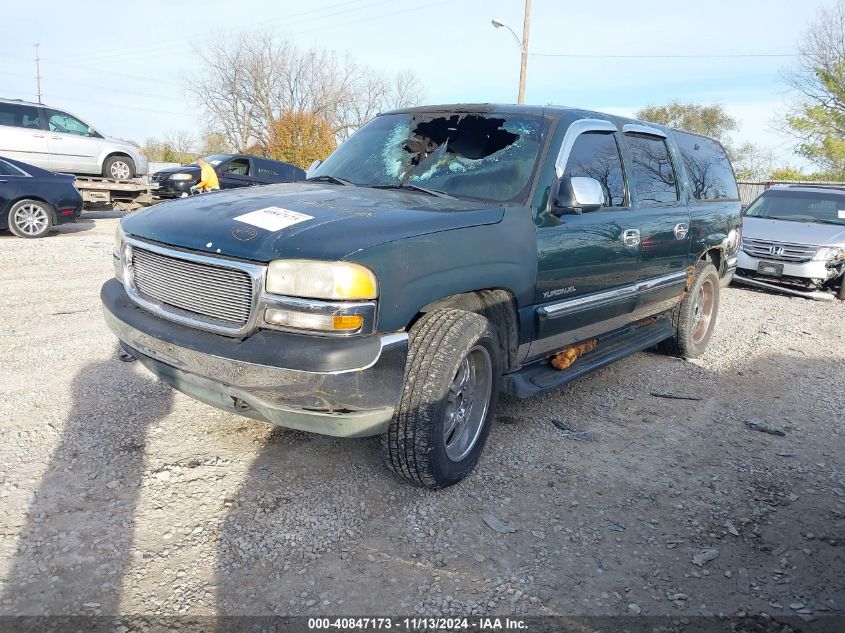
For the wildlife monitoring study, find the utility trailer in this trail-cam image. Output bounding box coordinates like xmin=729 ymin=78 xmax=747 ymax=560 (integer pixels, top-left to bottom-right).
xmin=75 ymin=177 xmax=159 ymax=211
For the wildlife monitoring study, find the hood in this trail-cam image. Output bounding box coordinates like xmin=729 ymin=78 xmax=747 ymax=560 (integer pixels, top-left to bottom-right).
xmin=153 ymin=165 xmax=200 ymax=176
xmin=121 ymin=182 xmax=505 ymax=261
xmin=743 ymin=216 xmax=845 ymax=246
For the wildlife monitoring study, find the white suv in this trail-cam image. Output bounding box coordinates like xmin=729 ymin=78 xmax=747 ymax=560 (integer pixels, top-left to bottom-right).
xmin=0 ymin=98 xmax=148 ymax=179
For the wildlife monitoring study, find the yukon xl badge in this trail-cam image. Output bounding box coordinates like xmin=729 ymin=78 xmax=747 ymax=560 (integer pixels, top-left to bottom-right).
xmin=543 ymin=286 xmax=576 ymax=299
xmin=231 ymin=226 xmax=258 ymax=241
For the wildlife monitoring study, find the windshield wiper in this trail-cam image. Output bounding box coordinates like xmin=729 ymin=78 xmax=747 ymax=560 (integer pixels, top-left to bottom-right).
xmin=307 ymin=175 xmax=356 ymax=186
xmin=370 ymin=183 xmax=455 ymax=199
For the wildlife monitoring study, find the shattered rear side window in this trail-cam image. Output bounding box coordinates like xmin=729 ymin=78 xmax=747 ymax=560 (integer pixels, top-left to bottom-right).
xmin=313 ymin=112 xmax=548 ymax=203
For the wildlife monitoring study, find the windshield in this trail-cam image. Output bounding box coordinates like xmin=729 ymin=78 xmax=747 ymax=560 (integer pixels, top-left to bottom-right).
xmin=310 ymin=112 xmax=549 ymax=202
xmin=745 ymin=189 xmax=845 ymax=225
xmin=199 ymin=154 xmax=230 ymax=166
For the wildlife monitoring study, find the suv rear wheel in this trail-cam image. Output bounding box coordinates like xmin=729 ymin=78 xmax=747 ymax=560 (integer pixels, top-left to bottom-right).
xmin=659 ymin=261 xmax=721 ymax=358
xmin=381 ymin=309 xmax=501 ymax=488
xmin=8 ymin=199 xmax=53 ymax=238
xmin=103 ymin=156 xmax=134 ymax=180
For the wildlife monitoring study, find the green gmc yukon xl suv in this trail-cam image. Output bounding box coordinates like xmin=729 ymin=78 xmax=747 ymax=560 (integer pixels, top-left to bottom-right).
xmin=102 ymin=105 xmax=741 ymax=488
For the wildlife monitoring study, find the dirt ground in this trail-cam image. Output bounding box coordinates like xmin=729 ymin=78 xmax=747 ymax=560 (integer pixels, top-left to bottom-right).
xmin=1 ymin=214 xmax=843 ymax=628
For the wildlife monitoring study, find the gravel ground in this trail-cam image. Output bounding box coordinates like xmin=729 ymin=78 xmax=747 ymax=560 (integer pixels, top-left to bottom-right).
xmin=0 ymin=215 xmax=843 ymax=624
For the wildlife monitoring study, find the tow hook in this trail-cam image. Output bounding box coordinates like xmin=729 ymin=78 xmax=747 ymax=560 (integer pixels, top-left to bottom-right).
xmin=232 ymin=397 xmax=252 ymax=412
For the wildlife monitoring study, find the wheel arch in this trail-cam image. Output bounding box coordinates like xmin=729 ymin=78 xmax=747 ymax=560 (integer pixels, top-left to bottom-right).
xmin=699 ymin=246 xmax=724 ymax=276
xmin=410 ymin=288 xmax=520 ymax=373
xmin=101 ymin=152 xmax=136 ymax=177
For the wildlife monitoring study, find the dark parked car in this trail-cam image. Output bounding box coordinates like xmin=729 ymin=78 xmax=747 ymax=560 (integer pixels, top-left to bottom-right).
xmin=151 ymin=154 xmax=305 ymax=198
xmin=1 ymin=155 xmax=83 ymax=238
xmin=103 ymin=104 xmax=741 ymax=488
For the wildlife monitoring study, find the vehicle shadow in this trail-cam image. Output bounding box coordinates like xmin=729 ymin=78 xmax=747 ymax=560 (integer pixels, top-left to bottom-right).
xmin=0 ymin=355 xmax=173 ymax=615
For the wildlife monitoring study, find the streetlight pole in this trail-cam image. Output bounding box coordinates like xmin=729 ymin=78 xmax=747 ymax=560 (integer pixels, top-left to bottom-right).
xmin=518 ymin=0 xmax=531 ymax=105
xmin=491 ymin=0 xmax=532 ymax=104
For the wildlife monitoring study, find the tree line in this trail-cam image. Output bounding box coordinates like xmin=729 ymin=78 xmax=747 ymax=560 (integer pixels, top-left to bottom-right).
xmin=143 ymin=32 xmax=422 ymax=169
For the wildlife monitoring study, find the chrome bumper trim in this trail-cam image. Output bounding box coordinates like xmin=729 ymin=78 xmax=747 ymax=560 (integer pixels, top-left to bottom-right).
xmin=103 ymin=306 xmax=408 ymax=437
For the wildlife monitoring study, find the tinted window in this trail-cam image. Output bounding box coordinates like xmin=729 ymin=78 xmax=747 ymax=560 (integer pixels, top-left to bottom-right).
xmin=563 ymin=132 xmax=626 ymax=208
xmin=626 ymin=134 xmax=678 ymax=206
xmin=674 ymin=131 xmax=738 ymax=201
xmin=225 ymin=158 xmax=250 ymax=176
xmin=0 ymin=103 xmax=41 ymax=129
xmin=744 ymin=189 xmax=845 ymax=226
xmin=45 ymin=109 xmax=90 ymax=136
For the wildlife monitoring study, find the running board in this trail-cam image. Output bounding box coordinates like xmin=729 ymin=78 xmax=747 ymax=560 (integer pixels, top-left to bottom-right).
xmin=502 ymin=318 xmax=675 ymax=398
xmin=732 ymin=275 xmax=836 ymax=301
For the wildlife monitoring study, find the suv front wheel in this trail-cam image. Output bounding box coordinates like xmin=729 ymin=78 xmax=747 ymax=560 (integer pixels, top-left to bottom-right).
xmin=381 ymin=309 xmax=501 ymax=488
xmin=659 ymin=261 xmax=721 ymax=358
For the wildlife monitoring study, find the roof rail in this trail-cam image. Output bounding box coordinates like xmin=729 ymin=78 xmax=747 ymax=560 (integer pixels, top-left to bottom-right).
xmin=786 ymin=183 xmax=845 ymax=191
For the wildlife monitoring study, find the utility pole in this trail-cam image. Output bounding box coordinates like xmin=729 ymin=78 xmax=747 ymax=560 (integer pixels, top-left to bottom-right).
xmin=518 ymin=0 xmax=531 ymax=104
xmin=33 ymin=44 xmax=42 ymax=104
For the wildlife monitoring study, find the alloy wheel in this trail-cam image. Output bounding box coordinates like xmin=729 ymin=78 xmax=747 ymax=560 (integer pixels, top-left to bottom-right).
xmin=691 ymin=278 xmax=715 ymax=344
xmin=110 ymin=160 xmax=131 ymax=180
xmin=443 ymin=345 xmax=493 ymax=462
xmin=12 ymin=203 xmax=50 ymax=236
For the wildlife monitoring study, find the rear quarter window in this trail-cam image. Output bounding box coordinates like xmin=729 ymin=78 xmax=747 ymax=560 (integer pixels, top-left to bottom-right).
xmin=674 ymin=131 xmax=738 ymax=201
xmin=0 ymin=103 xmax=41 ymax=129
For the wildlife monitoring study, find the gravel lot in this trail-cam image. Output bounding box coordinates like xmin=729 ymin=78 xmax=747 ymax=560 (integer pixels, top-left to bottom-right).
xmin=1 ymin=215 xmax=844 ymax=625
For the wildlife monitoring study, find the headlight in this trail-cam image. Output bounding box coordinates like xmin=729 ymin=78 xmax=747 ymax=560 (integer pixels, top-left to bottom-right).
xmin=170 ymin=173 xmax=194 ymax=181
xmin=266 ymin=260 xmax=378 ymax=300
xmin=113 ymin=224 xmax=125 ymax=281
xmin=813 ymin=246 xmax=844 ymax=261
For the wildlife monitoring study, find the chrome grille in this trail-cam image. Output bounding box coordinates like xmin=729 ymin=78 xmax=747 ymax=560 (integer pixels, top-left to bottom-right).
xmin=742 ymin=238 xmax=818 ymax=263
xmin=131 ymin=246 xmax=255 ymax=329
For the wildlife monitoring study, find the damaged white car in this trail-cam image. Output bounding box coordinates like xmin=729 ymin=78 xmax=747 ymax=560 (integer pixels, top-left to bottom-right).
xmin=735 ymin=185 xmax=845 ymax=301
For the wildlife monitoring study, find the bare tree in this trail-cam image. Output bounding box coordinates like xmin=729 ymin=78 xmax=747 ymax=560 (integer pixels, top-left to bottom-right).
xmin=164 ymin=129 xmax=197 ymax=162
xmin=186 ymin=32 xmax=425 ymax=151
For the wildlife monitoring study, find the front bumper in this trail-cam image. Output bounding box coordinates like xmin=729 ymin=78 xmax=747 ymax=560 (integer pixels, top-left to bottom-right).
xmin=737 ymin=251 xmax=839 ymax=282
xmin=100 ymin=278 xmax=408 ymax=437
xmin=153 ymin=179 xmax=194 ymax=198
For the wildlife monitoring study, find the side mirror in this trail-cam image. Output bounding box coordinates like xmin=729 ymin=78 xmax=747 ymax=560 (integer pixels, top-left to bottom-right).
xmin=87 ymin=127 xmax=96 ymax=137
xmin=551 ymin=176 xmax=605 ymax=216
xmin=306 ymin=159 xmax=322 ymax=178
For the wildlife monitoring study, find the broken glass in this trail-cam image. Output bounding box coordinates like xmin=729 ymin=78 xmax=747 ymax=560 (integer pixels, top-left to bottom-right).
xmin=310 ymin=111 xmax=549 ymax=203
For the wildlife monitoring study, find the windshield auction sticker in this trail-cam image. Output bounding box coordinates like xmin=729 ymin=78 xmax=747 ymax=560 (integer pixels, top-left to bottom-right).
xmin=234 ymin=207 xmax=314 ymax=232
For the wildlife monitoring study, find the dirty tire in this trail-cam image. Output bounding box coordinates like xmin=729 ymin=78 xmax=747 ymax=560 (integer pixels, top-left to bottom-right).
xmin=658 ymin=261 xmax=721 ymax=359
xmin=103 ymin=155 xmax=135 ymax=180
xmin=837 ymin=274 xmax=845 ymax=301
xmin=381 ymin=309 xmax=501 ymax=489
xmin=7 ymin=199 xmax=53 ymax=238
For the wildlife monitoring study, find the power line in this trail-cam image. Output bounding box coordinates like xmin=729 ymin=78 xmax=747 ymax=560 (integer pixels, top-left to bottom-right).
xmin=53 ymin=0 xmax=398 ymax=67
xmin=530 ymin=51 xmax=799 ymax=59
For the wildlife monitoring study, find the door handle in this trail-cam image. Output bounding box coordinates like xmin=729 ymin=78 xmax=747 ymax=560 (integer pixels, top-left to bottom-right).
xmin=622 ymin=228 xmax=641 ymax=247
xmin=674 ymin=223 xmax=689 ymax=240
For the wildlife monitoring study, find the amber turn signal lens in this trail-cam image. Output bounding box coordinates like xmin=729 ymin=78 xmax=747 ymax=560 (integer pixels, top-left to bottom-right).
xmin=332 ymin=314 xmax=364 ymax=331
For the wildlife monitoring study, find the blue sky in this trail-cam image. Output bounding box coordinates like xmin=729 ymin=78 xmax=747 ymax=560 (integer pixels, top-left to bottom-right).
xmin=0 ymin=0 xmax=824 ymax=167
